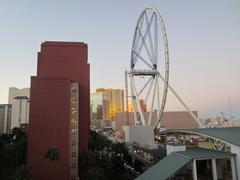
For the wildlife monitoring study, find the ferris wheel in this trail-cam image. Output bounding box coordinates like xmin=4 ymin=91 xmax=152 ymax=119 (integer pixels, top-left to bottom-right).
xmin=126 ymin=6 xmax=201 ymax=128
xmin=127 ymin=6 xmax=169 ymax=127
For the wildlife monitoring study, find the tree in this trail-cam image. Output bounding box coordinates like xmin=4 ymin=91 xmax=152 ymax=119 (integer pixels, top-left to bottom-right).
xmin=79 ymin=130 xmax=136 ymax=180
xmin=44 ymin=146 xmax=60 ymax=180
xmin=89 ymin=130 xmax=111 ymax=152
xmin=13 ymin=165 xmax=32 ymax=180
xmin=44 ymin=147 xmax=60 ymax=163
xmin=0 ymin=128 xmax=30 ymax=179
xmin=133 ymin=159 xmax=143 ymax=173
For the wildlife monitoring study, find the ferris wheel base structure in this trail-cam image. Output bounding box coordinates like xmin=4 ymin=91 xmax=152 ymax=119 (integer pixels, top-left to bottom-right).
xmin=123 ymin=125 xmax=158 ymax=149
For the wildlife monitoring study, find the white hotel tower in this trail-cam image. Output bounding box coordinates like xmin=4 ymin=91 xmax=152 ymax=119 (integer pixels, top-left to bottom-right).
xmin=8 ymin=87 xmax=30 ymax=129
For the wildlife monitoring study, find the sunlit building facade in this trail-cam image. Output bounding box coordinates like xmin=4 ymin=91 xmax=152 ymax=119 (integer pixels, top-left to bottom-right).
xmin=90 ymin=92 xmax=110 ymax=120
xmin=96 ymin=88 xmax=124 ymax=120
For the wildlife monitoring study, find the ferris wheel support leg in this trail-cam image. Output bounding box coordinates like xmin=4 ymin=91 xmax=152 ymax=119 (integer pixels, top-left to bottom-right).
xmin=131 ymin=76 xmax=146 ymax=126
xmin=156 ymin=77 xmax=160 ymax=121
xmin=158 ymin=74 xmax=202 ymax=128
xmin=130 ymin=76 xmax=138 ymax=125
xmin=148 ymin=77 xmax=157 ymax=125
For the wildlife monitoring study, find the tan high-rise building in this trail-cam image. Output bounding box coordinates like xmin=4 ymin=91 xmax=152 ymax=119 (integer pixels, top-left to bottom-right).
xmin=95 ymin=88 xmax=124 ymax=120
xmin=90 ymin=92 xmax=110 ymax=120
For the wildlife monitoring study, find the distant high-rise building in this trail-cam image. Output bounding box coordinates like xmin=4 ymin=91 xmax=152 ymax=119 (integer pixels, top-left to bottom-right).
xmin=91 ymin=92 xmax=110 ymax=120
xmin=8 ymin=87 xmax=30 ymax=129
xmin=96 ymin=88 xmax=124 ymax=120
xmin=28 ymin=41 xmax=90 ymax=180
xmin=0 ymin=104 xmax=12 ymax=134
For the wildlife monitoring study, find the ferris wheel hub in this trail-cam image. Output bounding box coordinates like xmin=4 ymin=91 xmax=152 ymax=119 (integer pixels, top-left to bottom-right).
xmin=129 ymin=69 xmax=159 ymax=76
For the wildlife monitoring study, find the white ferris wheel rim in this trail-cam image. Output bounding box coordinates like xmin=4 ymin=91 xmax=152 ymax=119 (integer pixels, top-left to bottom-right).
xmin=129 ymin=6 xmax=169 ymax=127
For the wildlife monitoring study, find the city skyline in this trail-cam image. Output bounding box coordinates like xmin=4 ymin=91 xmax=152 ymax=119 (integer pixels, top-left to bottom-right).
xmin=0 ymin=0 xmax=239 ymax=118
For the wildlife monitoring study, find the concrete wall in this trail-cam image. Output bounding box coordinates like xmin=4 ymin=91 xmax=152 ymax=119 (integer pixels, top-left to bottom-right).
xmin=230 ymin=144 xmax=240 ymax=179
xmin=115 ymin=111 xmax=199 ymax=134
xmin=123 ymin=125 xmax=157 ymax=149
xmin=166 ymin=144 xmax=186 ymax=155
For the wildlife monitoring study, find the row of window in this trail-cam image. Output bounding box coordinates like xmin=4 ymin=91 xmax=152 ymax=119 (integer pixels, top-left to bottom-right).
xmin=70 ymin=87 xmax=78 ymax=179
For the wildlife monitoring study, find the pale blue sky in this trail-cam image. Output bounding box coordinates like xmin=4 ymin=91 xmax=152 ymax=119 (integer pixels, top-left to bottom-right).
xmin=0 ymin=0 xmax=239 ymax=118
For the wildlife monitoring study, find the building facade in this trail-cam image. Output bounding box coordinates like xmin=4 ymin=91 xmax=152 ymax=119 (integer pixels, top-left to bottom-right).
xmin=95 ymin=88 xmax=124 ymax=120
xmin=27 ymin=41 xmax=90 ymax=180
xmin=115 ymin=111 xmax=199 ymax=137
xmin=0 ymin=104 xmax=12 ymax=134
xmin=8 ymin=87 xmax=30 ymax=130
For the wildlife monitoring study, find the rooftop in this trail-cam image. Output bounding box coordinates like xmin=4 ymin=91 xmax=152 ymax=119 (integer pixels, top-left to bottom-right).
xmin=136 ymin=147 xmax=234 ymax=180
xmin=161 ymin=127 xmax=240 ymax=147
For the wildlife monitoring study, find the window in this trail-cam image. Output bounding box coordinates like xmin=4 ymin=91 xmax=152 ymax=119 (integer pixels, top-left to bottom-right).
xmin=71 ymin=119 xmax=77 ymax=124
xmin=72 ymin=129 xmax=77 ymax=135
xmin=72 ymin=152 xmax=76 ymax=158
xmin=71 ymin=87 xmax=77 ymax=93
xmin=71 ymin=97 xmax=77 ymax=104
xmin=71 ymin=108 xmax=77 ymax=115
xmin=72 ymin=163 xmax=76 ymax=169
xmin=72 ymin=141 xmax=76 ymax=146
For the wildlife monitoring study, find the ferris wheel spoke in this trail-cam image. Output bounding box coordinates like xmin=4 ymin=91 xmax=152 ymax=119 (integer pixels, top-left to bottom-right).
xmin=144 ymin=12 xmax=155 ymax=65
xmin=136 ymin=15 xmax=153 ymax=55
xmin=132 ymin=50 xmax=153 ymax=69
xmin=134 ymin=17 xmax=144 ymax=53
xmin=137 ymin=28 xmax=153 ymax=65
xmin=137 ymin=76 xmax=153 ymax=97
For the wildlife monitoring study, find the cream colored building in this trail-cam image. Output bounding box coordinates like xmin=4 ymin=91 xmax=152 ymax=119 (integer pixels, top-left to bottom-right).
xmin=8 ymin=87 xmax=30 ymax=129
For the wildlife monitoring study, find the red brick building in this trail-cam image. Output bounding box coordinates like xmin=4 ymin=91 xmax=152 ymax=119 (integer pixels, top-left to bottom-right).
xmin=28 ymin=41 xmax=90 ymax=180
